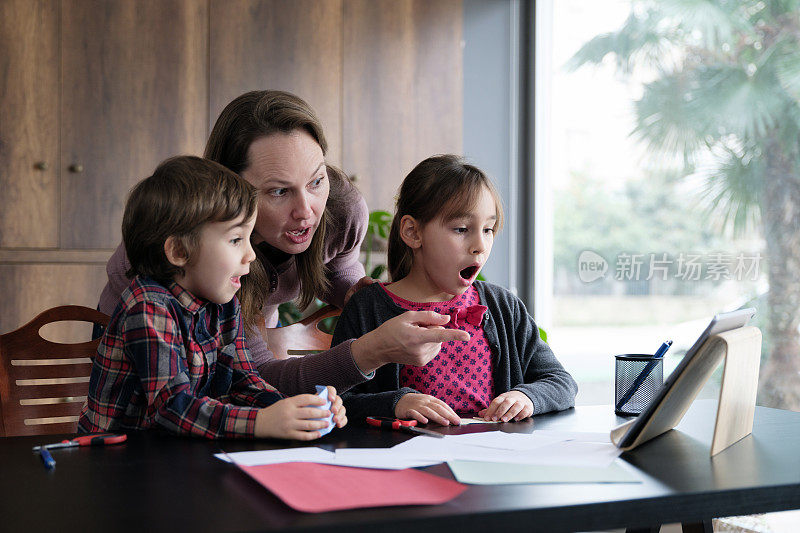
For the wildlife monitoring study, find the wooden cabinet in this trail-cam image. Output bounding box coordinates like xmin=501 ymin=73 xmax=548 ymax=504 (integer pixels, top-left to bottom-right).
xmin=61 ymin=0 xmax=208 ymax=249
xmin=0 ymin=0 xmax=463 ymax=335
xmin=0 ymin=263 xmax=108 ymax=343
xmin=0 ymin=0 xmax=208 ymax=337
xmin=209 ymin=0 xmax=343 ymax=165
xmin=210 ymin=0 xmax=463 ymax=210
xmin=343 ymin=0 xmax=463 ymax=211
xmin=0 ymin=0 xmax=60 ymax=248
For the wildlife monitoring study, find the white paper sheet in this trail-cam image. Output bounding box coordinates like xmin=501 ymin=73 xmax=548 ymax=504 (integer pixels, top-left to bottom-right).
xmin=447 ymin=460 xmax=640 ymax=484
xmin=215 ymin=447 xmax=334 ymax=466
xmin=391 ymin=430 xmax=621 ymax=467
xmin=215 ymin=447 xmax=439 ymax=470
xmin=215 ymin=429 xmax=621 ymax=470
xmin=332 ymin=449 xmax=441 ymax=469
xmin=457 ymin=417 xmax=502 ymax=425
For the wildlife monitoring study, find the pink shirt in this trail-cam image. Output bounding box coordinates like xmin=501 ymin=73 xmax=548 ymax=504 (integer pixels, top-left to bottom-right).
xmin=382 ymin=284 xmax=494 ymax=414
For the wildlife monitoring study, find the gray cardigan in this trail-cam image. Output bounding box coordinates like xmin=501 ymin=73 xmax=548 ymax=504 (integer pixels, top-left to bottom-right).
xmin=332 ymin=281 xmax=578 ymax=422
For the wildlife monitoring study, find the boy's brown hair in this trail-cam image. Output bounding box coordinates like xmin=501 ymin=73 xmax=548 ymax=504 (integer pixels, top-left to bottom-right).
xmin=122 ymin=155 xmax=257 ymax=283
xmin=387 ymin=154 xmax=504 ymax=282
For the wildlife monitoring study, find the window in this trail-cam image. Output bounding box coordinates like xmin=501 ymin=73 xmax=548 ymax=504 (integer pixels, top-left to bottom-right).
xmin=537 ymin=0 xmax=799 ymax=411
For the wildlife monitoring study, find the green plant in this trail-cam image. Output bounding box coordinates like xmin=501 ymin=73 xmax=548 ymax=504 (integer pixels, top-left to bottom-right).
xmin=364 ymin=210 xmax=392 ymax=279
xmin=277 ymin=300 xmax=310 ymax=326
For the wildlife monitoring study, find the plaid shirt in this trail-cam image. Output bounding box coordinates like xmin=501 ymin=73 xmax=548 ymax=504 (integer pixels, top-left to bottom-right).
xmin=79 ymin=277 xmax=282 ymax=438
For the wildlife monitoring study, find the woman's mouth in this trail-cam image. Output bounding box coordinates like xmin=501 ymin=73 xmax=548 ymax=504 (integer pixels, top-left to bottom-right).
xmin=231 ymin=276 xmax=242 ymax=288
xmin=285 ymin=227 xmax=311 ymax=244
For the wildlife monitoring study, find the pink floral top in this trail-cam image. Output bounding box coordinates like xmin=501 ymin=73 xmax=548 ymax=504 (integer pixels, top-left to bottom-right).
xmin=381 ymin=284 xmax=494 ymax=414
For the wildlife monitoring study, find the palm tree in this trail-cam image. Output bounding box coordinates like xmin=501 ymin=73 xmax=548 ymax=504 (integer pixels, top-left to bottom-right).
xmin=568 ymin=0 xmax=800 ymax=410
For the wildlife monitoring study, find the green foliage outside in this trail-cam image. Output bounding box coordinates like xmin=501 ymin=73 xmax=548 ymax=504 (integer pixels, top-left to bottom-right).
xmin=568 ymin=0 xmax=800 ymax=409
xmin=554 ymin=169 xmax=727 ymax=280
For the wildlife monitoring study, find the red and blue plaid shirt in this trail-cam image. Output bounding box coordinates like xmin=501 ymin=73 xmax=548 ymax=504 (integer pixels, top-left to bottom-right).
xmin=79 ymin=277 xmax=282 ymax=438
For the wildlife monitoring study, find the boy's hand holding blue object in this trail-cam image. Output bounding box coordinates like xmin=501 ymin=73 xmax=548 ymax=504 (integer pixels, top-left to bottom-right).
xmin=253 ymin=385 xmax=346 ymax=440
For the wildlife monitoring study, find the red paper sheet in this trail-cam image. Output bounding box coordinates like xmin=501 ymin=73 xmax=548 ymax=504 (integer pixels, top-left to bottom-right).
xmin=239 ymin=462 xmax=467 ymax=513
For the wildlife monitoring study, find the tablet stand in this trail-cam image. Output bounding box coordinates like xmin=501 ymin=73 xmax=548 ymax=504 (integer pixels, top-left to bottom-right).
xmin=610 ymin=326 xmax=762 ymax=457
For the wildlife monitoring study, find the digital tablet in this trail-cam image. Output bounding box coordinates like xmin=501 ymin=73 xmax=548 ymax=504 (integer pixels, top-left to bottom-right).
xmin=614 ymin=307 xmax=756 ymax=449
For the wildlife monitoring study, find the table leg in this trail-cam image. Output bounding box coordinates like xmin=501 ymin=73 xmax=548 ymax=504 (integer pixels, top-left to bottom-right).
xmin=681 ymin=521 xmax=712 ymax=533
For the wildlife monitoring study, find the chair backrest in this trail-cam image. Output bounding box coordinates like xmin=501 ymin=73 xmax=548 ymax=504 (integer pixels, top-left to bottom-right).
xmin=261 ymin=305 xmax=341 ymax=360
xmin=0 ymin=305 xmax=110 ymax=437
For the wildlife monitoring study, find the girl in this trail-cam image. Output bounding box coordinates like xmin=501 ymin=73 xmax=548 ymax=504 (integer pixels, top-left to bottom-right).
xmin=332 ymin=155 xmax=578 ymax=425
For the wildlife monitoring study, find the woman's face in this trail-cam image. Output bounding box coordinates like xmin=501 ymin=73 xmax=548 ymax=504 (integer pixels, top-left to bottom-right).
xmin=241 ymin=130 xmax=330 ymax=255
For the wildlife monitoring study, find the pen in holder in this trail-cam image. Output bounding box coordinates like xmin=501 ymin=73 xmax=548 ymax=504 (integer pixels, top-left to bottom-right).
xmin=614 ymin=354 xmax=664 ymax=416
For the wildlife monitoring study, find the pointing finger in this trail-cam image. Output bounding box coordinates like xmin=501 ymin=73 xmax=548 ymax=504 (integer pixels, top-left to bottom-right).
xmin=418 ymin=327 xmax=470 ymax=344
xmin=407 ymin=310 xmax=452 ymax=326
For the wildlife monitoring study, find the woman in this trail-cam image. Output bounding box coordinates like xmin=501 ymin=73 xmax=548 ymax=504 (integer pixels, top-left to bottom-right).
xmin=98 ymin=90 xmax=468 ymax=395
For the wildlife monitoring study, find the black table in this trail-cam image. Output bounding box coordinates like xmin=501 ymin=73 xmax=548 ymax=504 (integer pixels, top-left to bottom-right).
xmin=2 ymin=400 xmax=799 ymax=533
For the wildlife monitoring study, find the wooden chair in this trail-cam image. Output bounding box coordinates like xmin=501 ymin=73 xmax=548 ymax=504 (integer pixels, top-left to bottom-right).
xmin=0 ymin=305 xmax=110 ymax=437
xmin=261 ymin=305 xmax=341 ymax=360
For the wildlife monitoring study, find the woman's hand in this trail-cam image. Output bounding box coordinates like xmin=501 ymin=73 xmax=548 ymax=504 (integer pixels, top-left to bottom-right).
xmin=395 ymin=393 xmax=461 ymax=426
xmin=344 ymin=276 xmax=377 ymax=305
xmin=478 ymin=391 xmax=534 ymax=422
xmin=350 ymin=311 xmax=470 ymax=374
xmin=254 ymin=392 xmax=338 ymax=440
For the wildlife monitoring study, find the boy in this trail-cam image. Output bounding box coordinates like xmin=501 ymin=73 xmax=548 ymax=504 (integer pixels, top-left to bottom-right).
xmin=79 ymin=156 xmax=345 ymax=439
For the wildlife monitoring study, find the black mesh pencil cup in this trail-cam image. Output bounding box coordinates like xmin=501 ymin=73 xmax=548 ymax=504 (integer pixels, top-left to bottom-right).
xmin=614 ymin=354 xmax=664 ymax=416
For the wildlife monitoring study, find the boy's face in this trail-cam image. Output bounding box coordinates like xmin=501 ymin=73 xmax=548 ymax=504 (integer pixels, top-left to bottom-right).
xmin=242 ymin=130 xmax=329 ymax=255
xmin=175 ymin=212 xmax=257 ymax=304
xmin=405 ymin=186 xmax=497 ymax=300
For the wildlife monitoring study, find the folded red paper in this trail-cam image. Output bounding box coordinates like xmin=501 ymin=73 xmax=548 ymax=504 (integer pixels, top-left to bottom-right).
xmin=239 ymin=462 xmax=467 ymax=513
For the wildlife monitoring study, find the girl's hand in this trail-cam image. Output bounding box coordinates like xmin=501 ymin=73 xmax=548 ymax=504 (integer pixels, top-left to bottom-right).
xmin=478 ymin=391 xmax=534 ymax=422
xmin=253 ymin=393 xmax=334 ymax=440
xmin=395 ymin=393 xmax=461 ymax=426
xmin=326 ymin=386 xmax=348 ymax=428
xmin=344 ymin=276 xmax=377 ymax=305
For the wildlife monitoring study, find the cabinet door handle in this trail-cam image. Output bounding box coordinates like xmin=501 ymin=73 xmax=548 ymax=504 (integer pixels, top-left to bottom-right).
xmin=68 ymin=164 xmax=84 ymax=173
xmin=34 ymin=161 xmax=49 ymax=171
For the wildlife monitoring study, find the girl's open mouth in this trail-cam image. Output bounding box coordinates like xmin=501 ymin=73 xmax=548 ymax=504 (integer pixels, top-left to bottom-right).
xmin=460 ymin=265 xmax=479 ymax=280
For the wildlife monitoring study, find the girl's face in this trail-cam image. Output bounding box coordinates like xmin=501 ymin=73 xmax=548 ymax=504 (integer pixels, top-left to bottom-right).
xmin=241 ymin=130 xmax=329 ymax=255
xmin=403 ymin=186 xmax=497 ymax=301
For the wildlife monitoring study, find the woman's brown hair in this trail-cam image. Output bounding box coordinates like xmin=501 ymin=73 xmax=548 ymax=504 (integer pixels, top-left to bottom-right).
xmin=204 ymin=90 xmax=348 ymax=331
xmin=387 ymin=154 xmax=504 ymax=282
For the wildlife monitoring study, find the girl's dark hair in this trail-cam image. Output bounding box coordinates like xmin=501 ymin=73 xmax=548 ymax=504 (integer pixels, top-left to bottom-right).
xmin=205 ymin=90 xmax=348 ymax=332
xmin=387 ymin=154 xmax=504 ymax=281
xmin=122 ymin=156 xmax=257 ymax=284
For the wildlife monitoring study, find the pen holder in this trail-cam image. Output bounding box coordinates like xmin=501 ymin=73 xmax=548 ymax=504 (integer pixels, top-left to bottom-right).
xmin=614 ymin=354 xmax=664 ymax=416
